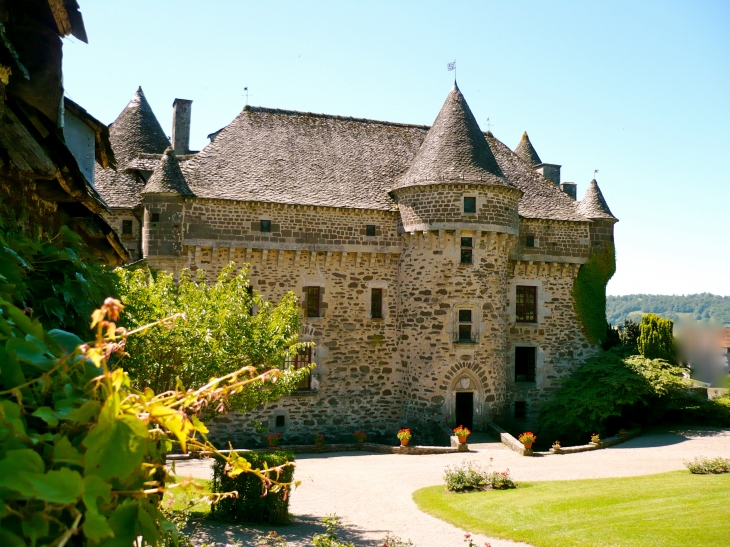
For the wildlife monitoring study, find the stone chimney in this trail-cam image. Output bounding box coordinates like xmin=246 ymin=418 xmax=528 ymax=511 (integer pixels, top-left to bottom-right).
xmin=560 ymin=182 xmax=577 ymax=200
xmin=536 ymin=163 xmax=561 ymax=186
xmin=171 ymin=98 xmax=193 ymax=155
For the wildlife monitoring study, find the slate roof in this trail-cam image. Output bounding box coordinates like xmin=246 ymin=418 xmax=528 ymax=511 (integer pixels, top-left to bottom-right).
xmin=95 ymin=87 xmax=170 ymax=208
xmin=141 ymin=147 xmax=194 ymax=196
xmin=577 ymin=179 xmax=617 ymax=220
xmin=514 ymin=131 xmax=542 ymax=167
xmin=392 ymin=83 xmax=511 ymax=191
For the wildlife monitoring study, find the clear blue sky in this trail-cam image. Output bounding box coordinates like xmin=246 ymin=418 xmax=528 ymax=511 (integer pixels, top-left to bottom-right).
xmin=63 ymin=1 xmax=730 ymax=297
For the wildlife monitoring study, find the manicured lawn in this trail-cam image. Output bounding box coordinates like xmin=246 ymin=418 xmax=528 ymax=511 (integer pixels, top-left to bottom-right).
xmin=413 ymin=471 xmax=730 ymax=547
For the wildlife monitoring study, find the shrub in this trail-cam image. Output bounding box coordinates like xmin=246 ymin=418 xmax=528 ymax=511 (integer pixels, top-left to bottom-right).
xmin=444 ymin=460 xmax=516 ymax=492
xmin=211 ymin=450 xmax=295 ymax=524
xmin=638 ymin=313 xmax=675 ymax=362
xmin=383 ymin=534 xmax=415 ymax=546
xmin=312 ymin=514 xmax=355 ymax=547
xmin=684 ymin=456 xmax=730 ymax=474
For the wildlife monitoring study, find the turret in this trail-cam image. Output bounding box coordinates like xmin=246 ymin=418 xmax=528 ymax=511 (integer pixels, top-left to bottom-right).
xmin=141 ymin=147 xmax=194 ymax=260
xmin=577 ymin=178 xmax=617 ymax=249
xmin=514 ymin=131 xmax=561 ymax=186
xmin=392 ymin=83 xmax=521 ymax=430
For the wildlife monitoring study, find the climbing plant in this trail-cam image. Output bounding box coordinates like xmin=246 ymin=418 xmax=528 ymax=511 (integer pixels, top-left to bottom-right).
xmin=571 ymin=244 xmax=616 ymax=345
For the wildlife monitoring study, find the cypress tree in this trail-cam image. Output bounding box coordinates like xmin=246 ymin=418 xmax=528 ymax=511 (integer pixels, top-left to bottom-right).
xmin=637 ymin=313 xmax=674 ymax=362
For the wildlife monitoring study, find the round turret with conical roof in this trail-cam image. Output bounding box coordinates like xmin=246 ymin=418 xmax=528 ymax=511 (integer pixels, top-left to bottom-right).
xmin=578 ymin=178 xmax=617 ymax=250
xmin=393 ymin=84 xmax=521 ymax=430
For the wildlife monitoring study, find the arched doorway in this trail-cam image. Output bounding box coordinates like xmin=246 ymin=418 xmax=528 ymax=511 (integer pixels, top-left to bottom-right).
xmin=447 ymin=368 xmax=486 ymax=430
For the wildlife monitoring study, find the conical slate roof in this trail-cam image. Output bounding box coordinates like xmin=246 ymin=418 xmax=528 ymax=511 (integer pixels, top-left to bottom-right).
xmin=142 ymin=147 xmax=194 ymax=196
xmin=392 ymin=83 xmax=512 ymax=191
xmin=94 ymin=87 xmax=171 ymax=208
xmin=514 ymin=132 xmax=542 ymax=167
xmin=576 ymin=179 xmax=616 ymax=220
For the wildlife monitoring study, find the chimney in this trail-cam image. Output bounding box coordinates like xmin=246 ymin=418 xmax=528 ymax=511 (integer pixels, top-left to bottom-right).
xmin=171 ymin=98 xmax=193 ymax=155
xmin=536 ymin=163 xmax=561 ymax=186
xmin=560 ymin=182 xmax=577 ymax=200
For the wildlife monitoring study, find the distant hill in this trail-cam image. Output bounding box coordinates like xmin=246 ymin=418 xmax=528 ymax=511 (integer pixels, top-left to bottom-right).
xmin=606 ymin=293 xmax=730 ymax=326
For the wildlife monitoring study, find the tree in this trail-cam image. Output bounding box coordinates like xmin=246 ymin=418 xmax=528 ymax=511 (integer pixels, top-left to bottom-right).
xmin=113 ymin=263 xmax=312 ymax=413
xmin=637 ymin=313 xmax=674 ymax=362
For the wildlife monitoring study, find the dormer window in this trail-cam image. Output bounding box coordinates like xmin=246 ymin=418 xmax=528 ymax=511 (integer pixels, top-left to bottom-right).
xmin=463 ymin=196 xmax=476 ymax=214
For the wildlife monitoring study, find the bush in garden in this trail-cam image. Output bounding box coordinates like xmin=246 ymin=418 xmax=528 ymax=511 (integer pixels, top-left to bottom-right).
xmin=211 ymin=450 xmax=295 ymax=524
xmin=684 ymin=456 xmax=730 ymax=474
xmin=0 ymin=297 xmax=296 ymax=547
xmin=113 ymin=264 xmax=313 ymax=412
xmin=444 ymin=459 xmax=516 ymax=492
xmin=638 ymin=313 xmax=675 ymax=362
xmin=312 ymin=514 xmax=355 ymax=547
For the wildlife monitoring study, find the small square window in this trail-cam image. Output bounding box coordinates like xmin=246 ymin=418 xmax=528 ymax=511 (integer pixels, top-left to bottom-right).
xmin=260 ymin=220 xmax=271 ymax=233
xmin=305 ymin=286 xmax=320 ymax=318
xmin=122 ymin=220 xmax=133 ymax=235
xmin=371 ymin=288 xmax=383 ymax=319
xmin=150 ymin=212 xmax=160 ymax=223
xmin=458 ymin=309 xmax=472 ymax=323
xmin=514 ymin=401 xmax=527 ymax=420
xmin=525 ymin=235 xmax=535 ymax=248
xmin=463 ymin=196 xmax=476 ymax=214
xmin=366 ymin=225 xmax=376 ymax=237
xmin=275 ymin=415 xmax=286 ymax=428
xmin=460 ymin=237 xmax=472 ymax=248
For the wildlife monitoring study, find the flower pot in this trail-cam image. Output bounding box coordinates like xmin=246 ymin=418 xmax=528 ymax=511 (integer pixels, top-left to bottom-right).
xmin=400 ymin=439 xmax=409 ymax=447
xmin=268 ymin=442 xmax=279 ymax=448
xmin=522 ymin=441 xmax=533 ymax=450
xmin=458 ymin=435 xmax=468 ymax=444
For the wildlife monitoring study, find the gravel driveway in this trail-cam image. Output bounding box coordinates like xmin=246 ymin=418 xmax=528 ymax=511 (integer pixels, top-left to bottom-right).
xmin=175 ymin=427 xmax=730 ymax=547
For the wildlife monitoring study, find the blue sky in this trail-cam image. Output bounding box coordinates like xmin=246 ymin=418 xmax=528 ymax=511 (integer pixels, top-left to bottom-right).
xmin=63 ymin=1 xmax=730 ymax=296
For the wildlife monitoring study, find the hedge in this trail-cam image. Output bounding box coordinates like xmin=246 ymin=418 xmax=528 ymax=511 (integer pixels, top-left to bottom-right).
xmin=210 ymin=450 xmax=295 ymax=524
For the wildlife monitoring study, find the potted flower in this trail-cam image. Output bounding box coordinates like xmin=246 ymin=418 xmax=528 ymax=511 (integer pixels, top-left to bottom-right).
xmin=591 ymin=433 xmax=600 ymax=444
xmin=517 ymin=431 xmax=537 ymax=449
xmin=397 ymin=428 xmax=412 ymax=447
xmin=453 ymin=425 xmax=471 ymax=444
xmin=314 ymin=433 xmax=325 ymax=446
xmin=267 ymin=432 xmax=282 ymax=447
xmin=353 ymin=430 xmax=367 ymax=443
xmin=551 ymin=440 xmax=561 ymax=451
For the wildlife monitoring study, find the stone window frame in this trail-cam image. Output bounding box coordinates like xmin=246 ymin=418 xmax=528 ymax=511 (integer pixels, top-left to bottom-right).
xmin=304 ymin=285 xmax=322 ymax=318
xmin=367 ymin=281 xmax=388 ymax=320
xmin=149 ymin=211 xmax=160 ymax=225
xmin=463 ymin=194 xmax=477 ymax=215
xmin=365 ymin=224 xmax=377 ymax=237
xmin=260 ymin=219 xmax=272 ymax=233
xmin=285 ymin=346 xmax=313 ymax=391
xmin=460 ymin=236 xmax=473 ymax=265
xmin=121 ymin=219 xmax=133 ymax=235
xmin=512 ymin=343 xmax=542 ymax=384
xmin=452 ymin=302 xmax=479 ymax=344
xmin=508 ymin=279 xmax=547 ymax=326
xmin=525 ymin=234 xmax=537 ymax=248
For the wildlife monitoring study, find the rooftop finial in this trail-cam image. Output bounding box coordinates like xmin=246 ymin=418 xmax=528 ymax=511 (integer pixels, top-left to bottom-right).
xmin=447 ymin=60 xmax=456 ymax=85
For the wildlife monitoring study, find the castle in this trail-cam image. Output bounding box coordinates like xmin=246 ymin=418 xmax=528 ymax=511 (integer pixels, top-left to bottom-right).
xmin=95 ymin=83 xmax=617 ymax=445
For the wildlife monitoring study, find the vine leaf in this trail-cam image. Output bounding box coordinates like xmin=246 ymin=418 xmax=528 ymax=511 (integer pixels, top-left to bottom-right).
xmin=83 ymin=510 xmax=114 ymax=543
xmin=26 ymin=468 xmax=84 ymax=504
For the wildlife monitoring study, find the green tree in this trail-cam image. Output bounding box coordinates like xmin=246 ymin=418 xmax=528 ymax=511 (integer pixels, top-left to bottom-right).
xmin=113 ymin=263 xmax=312 ymax=413
xmin=637 ymin=313 xmax=674 ymax=362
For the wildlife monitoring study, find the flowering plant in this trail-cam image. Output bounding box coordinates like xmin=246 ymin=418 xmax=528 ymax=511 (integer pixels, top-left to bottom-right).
xmin=517 ymin=431 xmax=537 ymax=444
xmin=591 ymin=433 xmax=600 ymax=443
xmin=353 ymin=430 xmax=367 ymax=442
xmin=397 ymin=428 xmax=412 ymax=440
xmin=453 ymin=425 xmax=471 ymax=437
xmin=314 ymin=433 xmax=325 ymax=444
xmin=267 ymin=432 xmax=282 ymax=446
xmin=551 ymin=440 xmax=561 ymax=449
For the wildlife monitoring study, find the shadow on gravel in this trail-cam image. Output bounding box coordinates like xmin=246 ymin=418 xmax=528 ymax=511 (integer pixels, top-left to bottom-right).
xmin=612 ymin=427 xmax=728 ymax=449
xmin=188 ymin=513 xmax=385 ymax=546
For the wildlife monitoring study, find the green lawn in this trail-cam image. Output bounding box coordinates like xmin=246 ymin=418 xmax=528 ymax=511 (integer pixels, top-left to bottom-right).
xmin=413 ymin=471 xmax=730 ymax=547
xmin=163 ymin=478 xmax=213 ymax=517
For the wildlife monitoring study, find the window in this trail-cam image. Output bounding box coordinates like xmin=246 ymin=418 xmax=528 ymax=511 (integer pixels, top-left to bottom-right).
xmin=285 ymin=347 xmax=312 ymax=390
xmin=371 ymin=288 xmax=383 ymax=319
xmin=305 ymin=286 xmax=320 ymax=318
xmin=260 ymin=220 xmax=271 ymax=233
xmin=463 ymin=196 xmax=476 ymax=214
xmin=516 ymin=285 xmax=537 ymax=323
xmin=275 ymin=415 xmax=286 ymax=428
xmin=458 ymin=309 xmax=473 ymax=342
xmin=514 ymin=401 xmax=527 ymax=420
xmin=525 ymin=235 xmax=535 ymax=248
xmin=150 ymin=212 xmax=160 ymax=223
xmin=122 ymin=220 xmax=133 ymax=235
xmin=366 ymin=224 xmax=376 ymax=237
xmin=460 ymin=237 xmax=473 ymax=265
xmin=515 ymin=347 xmax=536 ymax=382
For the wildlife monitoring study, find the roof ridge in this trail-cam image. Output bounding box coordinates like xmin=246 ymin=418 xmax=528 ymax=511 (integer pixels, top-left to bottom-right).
xmin=242 ymin=105 xmax=431 ymax=130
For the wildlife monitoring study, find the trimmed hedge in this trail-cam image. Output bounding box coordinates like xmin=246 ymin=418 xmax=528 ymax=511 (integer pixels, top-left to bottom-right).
xmin=210 ymin=450 xmax=295 ymax=524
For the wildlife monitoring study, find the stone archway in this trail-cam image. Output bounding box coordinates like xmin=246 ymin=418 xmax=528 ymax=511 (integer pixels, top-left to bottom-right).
xmin=444 ymin=363 xmax=489 ymax=431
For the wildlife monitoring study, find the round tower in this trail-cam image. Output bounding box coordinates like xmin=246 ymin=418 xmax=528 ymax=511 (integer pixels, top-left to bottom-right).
xmin=392 ymin=84 xmax=522 ymax=431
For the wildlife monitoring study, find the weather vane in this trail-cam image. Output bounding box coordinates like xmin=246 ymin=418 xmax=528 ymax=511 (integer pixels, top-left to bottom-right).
xmin=486 ymin=117 xmax=492 ymax=132
xmin=447 ymin=60 xmax=456 ymax=82
xmin=594 ymin=169 xmax=599 ymax=179
xmin=244 ymin=87 xmax=250 ymax=106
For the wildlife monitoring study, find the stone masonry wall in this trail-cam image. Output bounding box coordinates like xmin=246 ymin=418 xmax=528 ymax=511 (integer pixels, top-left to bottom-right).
xmin=514 ymin=219 xmax=591 ymax=261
